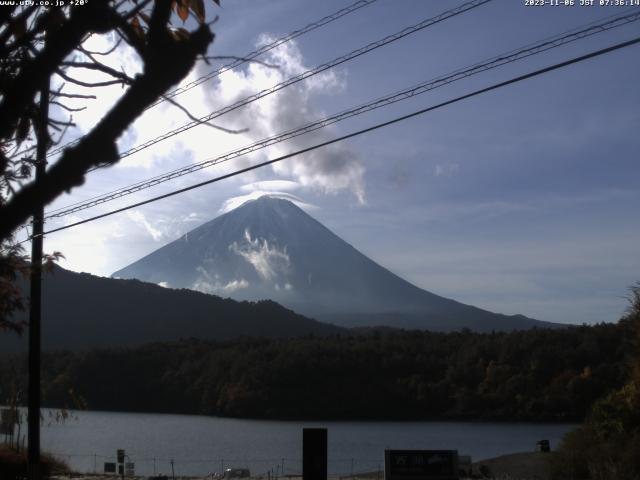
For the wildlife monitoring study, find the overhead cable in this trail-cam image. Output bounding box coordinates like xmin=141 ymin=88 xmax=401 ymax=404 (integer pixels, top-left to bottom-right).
xmin=33 ymin=35 xmax=640 ymax=239
xmin=50 ymin=0 xmax=489 ymax=174
xmin=44 ymin=9 xmax=640 ymax=220
xmin=45 ymin=0 xmax=379 ymax=159
xmin=112 ymin=0 xmax=492 ymax=160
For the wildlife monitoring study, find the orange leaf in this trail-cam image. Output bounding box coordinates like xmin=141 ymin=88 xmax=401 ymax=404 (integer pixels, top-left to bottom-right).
xmin=176 ymin=1 xmax=189 ymax=22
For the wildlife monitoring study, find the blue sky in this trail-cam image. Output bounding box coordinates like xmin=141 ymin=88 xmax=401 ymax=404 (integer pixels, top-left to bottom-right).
xmin=39 ymin=0 xmax=640 ymax=325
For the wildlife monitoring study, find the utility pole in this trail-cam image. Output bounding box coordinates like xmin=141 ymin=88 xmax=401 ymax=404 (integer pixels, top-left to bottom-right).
xmin=27 ymin=76 xmax=49 ymax=480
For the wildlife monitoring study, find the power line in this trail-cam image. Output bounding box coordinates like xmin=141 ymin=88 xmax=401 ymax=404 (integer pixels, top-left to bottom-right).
xmin=44 ymin=0 xmax=379 ymax=159
xmin=33 ymin=36 xmax=640 ymax=240
xmin=44 ymin=9 xmax=640 ymax=220
xmin=151 ymin=0 xmax=379 ymax=107
xmin=85 ymin=0 xmax=492 ymax=169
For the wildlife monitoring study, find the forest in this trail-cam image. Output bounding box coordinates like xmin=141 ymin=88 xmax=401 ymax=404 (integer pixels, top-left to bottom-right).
xmin=0 ymin=320 xmax=634 ymax=421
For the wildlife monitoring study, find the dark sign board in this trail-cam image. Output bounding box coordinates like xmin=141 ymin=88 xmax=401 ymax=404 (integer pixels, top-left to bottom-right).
xmin=385 ymin=450 xmax=459 ymax=480
xmin=104 ymin=462 xmax=117 ymax=473
xmin=125 ymin=462 xmax=135 ymax=476
xmin=118 ymin=464 xmax=124 ymax=475
xmin=303 ymin=428 xmax=327 ymax=480
xmin=117 ymin=449 xmax=125 ymax=464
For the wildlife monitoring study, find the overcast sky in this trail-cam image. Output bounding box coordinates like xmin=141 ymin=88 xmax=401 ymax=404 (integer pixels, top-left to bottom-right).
xmin=35 ymin=0 xmax=640 ymax=325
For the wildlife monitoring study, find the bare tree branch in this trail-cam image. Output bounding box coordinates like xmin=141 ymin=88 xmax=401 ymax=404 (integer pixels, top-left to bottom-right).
xmin=0 ymin=4 xmax=100 ymax=139
xmin=55 ymin=68 xmax=128 ymax=88
xmin=78 ymin=37 xmax=123 ymax=57
xmin=50 ymin=101 xmax=87 ymax=113
xmin=61 ymin=61 xmax=135 ymax=84
xmin=48 ymin=118 xmax=75 ymax=128
xmin=161 ymin=94 xmax=248 ymax=134
xmin=51 ymin=91 xmax=97 ymax=100
xmin=0 ymin=0 xmax=215 ymax=240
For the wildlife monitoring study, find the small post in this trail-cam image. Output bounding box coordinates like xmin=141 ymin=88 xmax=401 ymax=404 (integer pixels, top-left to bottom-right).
xmin=171 ymin=459 xmax=175 ymax=480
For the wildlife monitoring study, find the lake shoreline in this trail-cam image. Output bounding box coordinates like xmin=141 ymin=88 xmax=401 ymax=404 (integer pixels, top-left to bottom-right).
xmin=7 ymin=409 xmax=574 ymax=477
xmin=8 ymin=404 xmax=583 ymax=424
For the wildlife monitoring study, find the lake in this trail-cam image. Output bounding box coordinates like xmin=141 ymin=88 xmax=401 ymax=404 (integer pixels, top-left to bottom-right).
xmin=19 ymin=409 xmax=575 ymax=476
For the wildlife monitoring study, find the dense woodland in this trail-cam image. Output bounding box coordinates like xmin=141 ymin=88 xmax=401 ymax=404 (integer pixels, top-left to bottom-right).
xmin=0 ymin=321 xmax=634 ymax=421
xmin=550 ymin=286 xmax=640 ymax=480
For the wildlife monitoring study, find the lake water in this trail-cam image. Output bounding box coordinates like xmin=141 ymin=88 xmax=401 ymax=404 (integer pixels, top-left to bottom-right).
xmin=18 ymin=409 xmax=575 ymax=477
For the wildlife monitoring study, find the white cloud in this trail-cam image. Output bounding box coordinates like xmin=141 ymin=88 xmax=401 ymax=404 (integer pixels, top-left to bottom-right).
xmin=219 ymin=189 xmax=317 ymax=214
xmin=434 ymin=162 xmax=460 ymax=177
xmin=229 ymin=229 xmax=290 ymax=280
xmin=191 ymin=267 xmax=249 ymax=295
xmin=60 ymin=31 xmax=364 ymax=200
xmin=275 ymin=282 xmax=294 ymax=291
xmin=199 ymin=36 xmax=365 ymax=202
xmin=127 ymin=210 xmax=164 ymax=242
xmin=240 ymin=180 xmax=301 ymax=192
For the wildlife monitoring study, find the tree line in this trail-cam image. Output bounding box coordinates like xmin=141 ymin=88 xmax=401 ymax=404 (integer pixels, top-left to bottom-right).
xmin=0 ymin=321 xmax=634 ymax=421
xmin=550 ymin=285 xmax=640 ymax=480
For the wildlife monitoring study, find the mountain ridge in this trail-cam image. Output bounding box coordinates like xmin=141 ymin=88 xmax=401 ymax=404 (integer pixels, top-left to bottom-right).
xmin=113 ymin=196 xmax=560 ymax=332
xmin=0 ymin=265 xmax=344 ymax=353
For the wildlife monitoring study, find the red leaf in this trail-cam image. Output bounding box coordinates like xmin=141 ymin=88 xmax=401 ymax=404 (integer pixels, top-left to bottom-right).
xmin=130 ymin=16 xmax=144 ymax=39
xmin=176 ymin=1 xmax=189 ymax=22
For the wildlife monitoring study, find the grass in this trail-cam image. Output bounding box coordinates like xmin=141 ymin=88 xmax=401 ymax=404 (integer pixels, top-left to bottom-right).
xmin=0 ymin=443 xmax=70 ymax=479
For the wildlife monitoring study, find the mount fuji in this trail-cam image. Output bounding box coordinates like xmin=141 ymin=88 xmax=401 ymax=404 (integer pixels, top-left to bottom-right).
xmin=113 ymin=196 xmax=556 ymax=332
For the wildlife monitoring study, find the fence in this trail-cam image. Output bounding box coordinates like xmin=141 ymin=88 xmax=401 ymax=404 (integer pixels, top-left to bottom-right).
xmin=45 ymin=452 xmax=385 ymax=478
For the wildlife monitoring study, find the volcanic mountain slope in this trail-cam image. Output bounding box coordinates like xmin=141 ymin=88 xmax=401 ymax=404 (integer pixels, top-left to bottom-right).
xmin=0 ymin=266 xmax=344 ymax=353
xmin=113 ymin=196 xmax=558 ymax=332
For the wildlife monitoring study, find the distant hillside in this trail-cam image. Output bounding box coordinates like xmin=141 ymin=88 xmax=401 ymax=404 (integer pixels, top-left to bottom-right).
xmin=0 ymin=266 xmax=344 ymax=353
xmin=0 ymin=323 xmax=631 ymax=420
xmin=114 ymin=196 xmax=559 ymax=332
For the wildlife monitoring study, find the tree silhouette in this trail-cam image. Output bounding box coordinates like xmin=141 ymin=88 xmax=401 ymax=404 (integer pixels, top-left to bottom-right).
xmin=0 ymin=0 xmax=221 ymax=331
